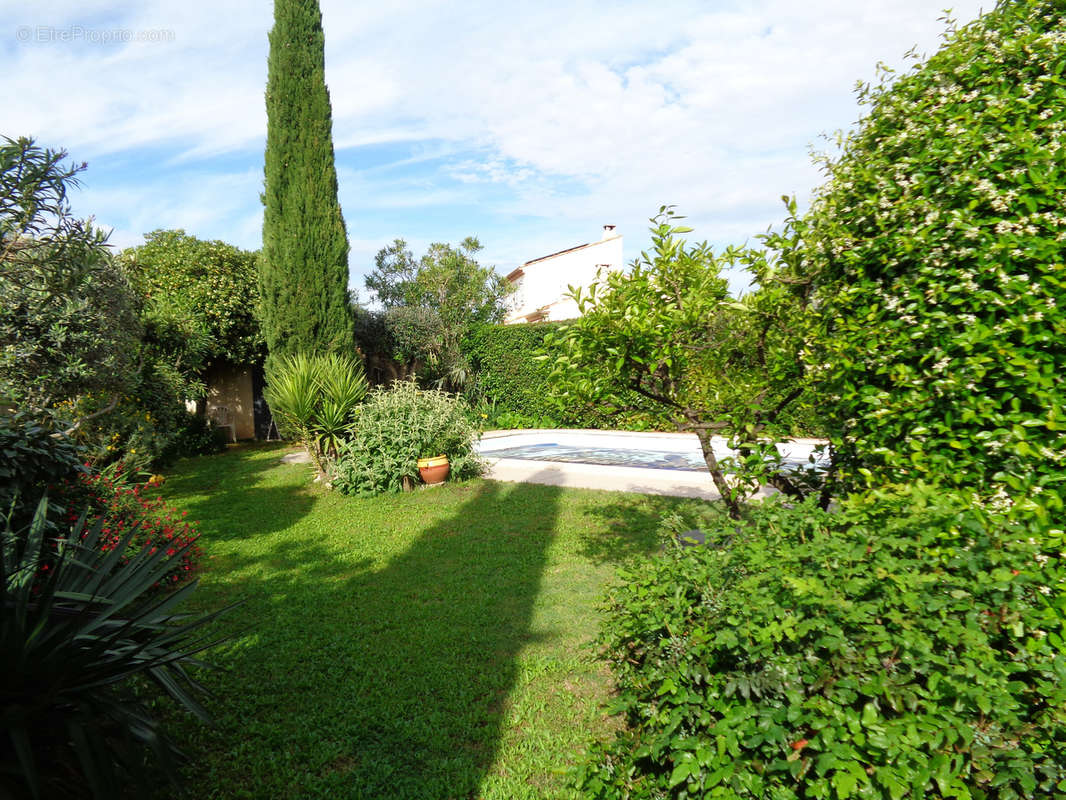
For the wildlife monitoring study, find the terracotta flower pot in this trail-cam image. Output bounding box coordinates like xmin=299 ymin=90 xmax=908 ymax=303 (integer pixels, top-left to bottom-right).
xmin=417 ymin=455 xmax=450 ymax=486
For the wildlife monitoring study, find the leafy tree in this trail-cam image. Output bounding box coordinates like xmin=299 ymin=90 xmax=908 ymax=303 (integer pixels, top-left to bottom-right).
xmin=0 ymin=141 xmax=228 ymax=470
xmin=120 ymin=230 xmax=263 ymax=370
xmin=118 ymin=230 xmax=264 ymax=440
xmin=365 ymin=239 xmax=419 ymax=309
xmin=0 ymin=137 xmax=140 ymax=415
xmin=783 ymin=1 xmax=1065 ymax=522
xmin=260 ymin=0 xmax=354 ymax=367
xmin=546 ymin=208 xmax=811 ymax=517
xmin=362 ymin=237 xmax=511 ymax=390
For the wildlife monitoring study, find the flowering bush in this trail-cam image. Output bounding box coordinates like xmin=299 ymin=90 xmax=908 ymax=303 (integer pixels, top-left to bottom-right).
xmin=782 ymin=2 xmax=1065 ymax=523
xmin=56 ymin=465 xmax=202 ymax=592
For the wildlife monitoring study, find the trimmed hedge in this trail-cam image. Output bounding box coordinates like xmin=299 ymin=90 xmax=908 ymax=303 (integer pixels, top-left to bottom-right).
xmin=463 ymin=322 xmax=666 ymax=430
xmin=463 ymin=322 xmax=566 ymax=426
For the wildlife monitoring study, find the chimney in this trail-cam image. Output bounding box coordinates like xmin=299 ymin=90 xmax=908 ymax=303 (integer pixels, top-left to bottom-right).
xmin=601 ymin=224 xmax=617 ymax=240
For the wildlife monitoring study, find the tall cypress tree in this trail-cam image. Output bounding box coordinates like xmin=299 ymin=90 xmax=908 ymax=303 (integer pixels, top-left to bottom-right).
xmin=260 ymin=0 xmax=354 ymax=366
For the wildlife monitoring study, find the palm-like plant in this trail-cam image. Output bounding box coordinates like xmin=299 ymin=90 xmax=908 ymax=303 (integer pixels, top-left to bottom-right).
xmin=1 ymin=499 xmax=233 ymax=799
xmin=264 ymin=352 xmax=367 ymax=476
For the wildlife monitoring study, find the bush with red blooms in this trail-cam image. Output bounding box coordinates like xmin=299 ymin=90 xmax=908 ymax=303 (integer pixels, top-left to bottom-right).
xmin=55 ymin=465 xmax=202 ymax=593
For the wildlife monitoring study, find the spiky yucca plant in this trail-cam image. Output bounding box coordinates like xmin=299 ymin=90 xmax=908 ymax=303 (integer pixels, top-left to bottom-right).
xmin=1 ymin=498 xmax=233 ymax=799
xmin=263 ymin=352 xmax=367 ymax=476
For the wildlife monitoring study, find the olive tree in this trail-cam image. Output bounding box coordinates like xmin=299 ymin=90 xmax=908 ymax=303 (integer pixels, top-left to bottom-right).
xmin=362 ymin=236 xmax=511 ymax=390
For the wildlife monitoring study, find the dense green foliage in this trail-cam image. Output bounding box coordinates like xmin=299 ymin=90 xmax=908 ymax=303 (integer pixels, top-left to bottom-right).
xmin=113 ymin=232 xmax=259 ymax=471
xmin=260 ymin=0 xmax=354 ymax=366
xmin=463 ymin=322 xmax=679 ymax=431
xmin=575 ymin=488 xmax=1066 ymax=799
xmin=360 ymin=237 xmax=511 ymax=390
xmin=0 ymin=410 xmax=83 ymax=530
xmin=331 ymin=381 xmax=483 ymax=495
xmin=1 ymin=499 xmax=229 ymax=800
xmin=263 ymin=352 xmax=367 ymax=475
xmin=463 ymin=321 xmax=568 ymax=427
xmin=0 ymin=140 xmax=226 ymax=471
xmin=352 ymin=304 xmax=429 ymax=387
xmin=112 ymin=230 xmax=261 ymax=470
xmin=155 ymin=444 xmax=684 ymax=799
xmin=547 ymin=209 xmax=813 ymax=515
xmin=785 ymin=2 xmax=1065 ymax=519
xmin=0 ymin=138 xmax=141 ymax=411
xmin=159 ymin=411 xmax=229 ymax=463
xmin=120 ymin=229 xmax=263 ymax=369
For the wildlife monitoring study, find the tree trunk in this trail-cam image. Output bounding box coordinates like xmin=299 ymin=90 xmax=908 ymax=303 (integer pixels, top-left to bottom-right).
xmin=695 ymin=428 xmax=741 ymax=519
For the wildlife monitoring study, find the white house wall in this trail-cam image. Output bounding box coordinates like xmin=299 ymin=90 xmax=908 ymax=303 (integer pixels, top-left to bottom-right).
xmin=506 ymin=233 xmax=623 ymax=323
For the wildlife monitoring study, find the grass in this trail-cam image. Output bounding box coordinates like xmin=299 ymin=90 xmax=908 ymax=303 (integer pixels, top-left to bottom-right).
xmin=152 ymin=443 xmax=699 ymax=799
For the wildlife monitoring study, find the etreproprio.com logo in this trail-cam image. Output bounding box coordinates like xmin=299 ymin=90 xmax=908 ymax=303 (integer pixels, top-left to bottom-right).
xmin=16 ymin=25 xmax=176 ymax=45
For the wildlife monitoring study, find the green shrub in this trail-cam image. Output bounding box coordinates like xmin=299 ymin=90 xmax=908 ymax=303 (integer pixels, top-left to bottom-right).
xmin=264 ymin=352 xmax=368 ymax=476
xmin=67 ymin=362 xmax=208 ymax=473
xmin=464 ymin=322 xmax=566 ymax=421
xmin=0 ymin=410 xmax=83 ymax=530
xmin=784 ymin=2 xmax=1066 ymax=519
xmin=1 ymin=139 xmax=142 ymax=413
xmin=1 ymin=498 xmax=230 ymax=799
xmin=331 ymin=381 xmax=483 ymax=496
xmin=574 ymin=487 xmax=1066 ymax=799
xmin=159 ymin=411 xmax=229 ymax=462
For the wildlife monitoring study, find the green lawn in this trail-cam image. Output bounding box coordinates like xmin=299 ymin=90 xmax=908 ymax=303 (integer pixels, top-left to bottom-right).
xmin=154 ymin=443 xmax=696 ymax=799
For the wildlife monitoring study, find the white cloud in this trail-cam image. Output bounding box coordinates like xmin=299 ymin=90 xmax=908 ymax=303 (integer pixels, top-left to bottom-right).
xmin=3 ymin=0 xmax=989 ymax=288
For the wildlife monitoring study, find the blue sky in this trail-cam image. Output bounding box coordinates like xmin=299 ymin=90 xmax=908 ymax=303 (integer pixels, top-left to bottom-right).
xmin=5 ymin=0 xmax=987 ymax=295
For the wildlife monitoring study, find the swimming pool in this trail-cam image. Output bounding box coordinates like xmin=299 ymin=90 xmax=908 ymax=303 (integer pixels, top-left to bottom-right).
xmin=476 ymin=429 xmax=827 ymax=473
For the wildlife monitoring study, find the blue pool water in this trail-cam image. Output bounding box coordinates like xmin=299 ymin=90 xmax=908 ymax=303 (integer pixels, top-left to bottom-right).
xmin=484 ymin=443 xmax=707 ymax=471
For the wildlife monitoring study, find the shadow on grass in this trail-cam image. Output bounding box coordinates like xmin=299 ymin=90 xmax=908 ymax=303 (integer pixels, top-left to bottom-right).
xmin=171 ymin=471 xmax=566 ymax=800
xmin=575 ymin=493 xmax=719 ymax=565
